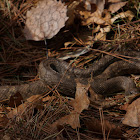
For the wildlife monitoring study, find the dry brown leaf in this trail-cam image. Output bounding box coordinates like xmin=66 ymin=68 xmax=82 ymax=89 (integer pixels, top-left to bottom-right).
xmin=108 ymin=0 xmax=122 ymax=2
xmin=89 ymin=87 xmax=103 ymax=101
xmin=119 ymin=103 xmax=129 ymax=111
xmin=94 ymin=25 xmax=110 ymax=40
xmin=84 ymin=117 xmax=123 ymax=138
xmin=76 ymin=0 xmax=106 ymax=26
xmin=51 ymin=79 xmax=90 ymax=129
xmin=0 ymin=107 xmax=13 ymax=130
xmin=80 ymin=8 xmax=111 ymax=26
xmin=83 ymin=0 xmax=105 ymax=13
xmin=7 ymin=95 xmax=42 ymax=119
xmin=93 ymin=10 xmax=134 ymax=40
xmin=102 ymin=10 xmax=112 ymax=24
xmin=52 ymin=113 xmax=81 ymax=129
xmin=111 ymin=10 xmax=134 ymax=23
xmin=66 ymin=1 xmax=80 ymax=26
xmin=71 ymin=79 xmax=90 ymax=112
xmin=75 ymin=0 xmax=131 ymax=41
xmin=93 ymin=25 xmax=100 ymax=33
xmin=80 ymin=10 xmax=105 ymax=25
xmin=94 ymin=31 xmax=106 ymax=41
xmin=0 ymin=114 xmax=9 ymax=129
xmin=42 ymin=95 xmax=56 ymax=102
xmin=122 ymin=97 xmax=140 ymax=127
xmin=94 ymin=0 xmax=105 ymax=14
xmin=8 ymin=92 xmax=23 ymax=108
xmin=77 ymin=0 xmax=129 ymax=26
xmin=108 ymin=1 xmax=127 ymax=13
xmin=23 ymin=0 xmax=68 ymax=41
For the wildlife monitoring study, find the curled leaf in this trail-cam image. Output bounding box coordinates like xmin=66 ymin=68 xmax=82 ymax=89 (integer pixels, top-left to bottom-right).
xmin=108 ymin=1 xmax=127 ymax=14
xmin=122 ymin=97 xmax=140 ymax=127
xmin=51 ymin=79 xmax=90 ymax=129
xmin=23 ymin=0 xmax=68 ymax=41
xmin=111 ymin=10 xmax=134 ymax=24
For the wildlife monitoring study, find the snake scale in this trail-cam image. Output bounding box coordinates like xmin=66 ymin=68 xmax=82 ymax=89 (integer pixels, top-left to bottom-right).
xmin=39 ymin=51 xmax=140 ymax=97
xmin=0 ymin=51 xmax=140 ymax=100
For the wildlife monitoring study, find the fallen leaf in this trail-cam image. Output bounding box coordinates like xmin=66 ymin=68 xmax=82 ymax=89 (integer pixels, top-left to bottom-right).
xmin=84 ymin=117 xmax=123 ymax=138
xmin=122 ymin=97 xmax=140 ymax=127
xmin=95 ymin=0 xmax=105 ymax=14
xmin=51 ymin=79 xmax=90 ymax=129
xmin=23 ymin=0 xmax=68 ymax=41
xmin=83 ymin=0 xmax=97 ymax=11
xmin=95 ymin=31 xmax=106 ymax=41
xmin=66 ymin=1 xmax=80 ymax=26
xmin=89 ymin=86 xmax=100 ymax=99
xmin=111 ymin=10 xmax=134 ymax=24
xmin=108 ymin=0 xmax=122 ymax=2
xmin=71 ymin=79 xmax=90 ymax=112
xmin=108 ymin=1 xmax=127 ymax=14
xmin=79 ymin=10 xmax=105 ymax=25
xmin=83 ymin=0 xmax=105 ymax=14
xmin=0 ymin=107 xmax=9 ymax=129
xmin=8 ymin=92 xmax=23 ymax=108
xmin=75 ymin=0 xmax=106 ymax=26
xmin=42 ymin=95 xmax=56 ymax=102
xmin=0 ymin=114 xmax=9 ymax=129
xmin=7 ymin=95 xmax=42 ymax=119
xmin=94 ymin=25 xmax=111 ymax=40
xmin=52 ymin=112 xmax=81 ymax=129
xmin=119 ymin=103 xmax=129 ymax=111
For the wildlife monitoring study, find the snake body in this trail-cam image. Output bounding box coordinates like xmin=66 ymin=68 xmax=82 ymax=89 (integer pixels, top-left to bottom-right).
xmin=39 ymin=51 xmax=140 ymax=97
xmin=0 ymin=51 xmax=139 ymax=100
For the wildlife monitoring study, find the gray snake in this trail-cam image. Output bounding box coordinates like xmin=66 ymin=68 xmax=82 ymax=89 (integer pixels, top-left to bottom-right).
xmin=39 ymin=51 xmax=140 ymax=97
xmin=0 ymin=51 xmax=140 ymax=100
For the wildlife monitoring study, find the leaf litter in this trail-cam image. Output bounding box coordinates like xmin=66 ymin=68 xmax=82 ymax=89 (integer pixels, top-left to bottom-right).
xmin=0 ymin=0 xmax=140 ymax=139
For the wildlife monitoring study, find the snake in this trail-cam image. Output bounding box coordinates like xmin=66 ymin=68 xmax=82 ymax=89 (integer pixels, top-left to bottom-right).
xmin=0 ymin=51 xmax=139 ymax=100
xmin=39 ymin=51 xmax=140 ymax=97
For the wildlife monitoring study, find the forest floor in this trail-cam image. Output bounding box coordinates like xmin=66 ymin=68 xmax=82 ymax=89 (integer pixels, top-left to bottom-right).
xmin=0 ymin=0 xmax=140 ymax=139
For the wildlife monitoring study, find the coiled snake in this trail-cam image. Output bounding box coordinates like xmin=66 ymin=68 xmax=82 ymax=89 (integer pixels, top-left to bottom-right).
xmin=39 ymin=51 xmax=140 ymax=97
xmin=0 ymin=51 xmax=140 ymax=100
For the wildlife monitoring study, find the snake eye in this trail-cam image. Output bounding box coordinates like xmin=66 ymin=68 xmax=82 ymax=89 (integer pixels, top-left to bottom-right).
xmin=50 ymin=63 xmax=59 ymax=73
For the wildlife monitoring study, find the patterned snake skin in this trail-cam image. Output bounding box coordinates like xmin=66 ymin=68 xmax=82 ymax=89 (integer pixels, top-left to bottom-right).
xmin=39 ymin=51 xmax=140 ymax=97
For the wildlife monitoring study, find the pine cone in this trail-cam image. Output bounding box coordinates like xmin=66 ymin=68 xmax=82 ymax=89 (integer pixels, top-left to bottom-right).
xmin=23 ymin=0 xmax=68 ymax=41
